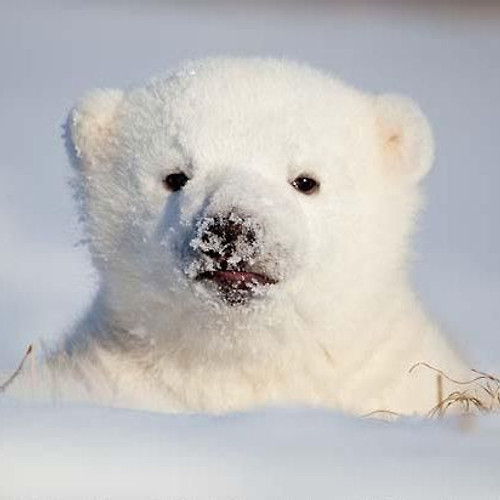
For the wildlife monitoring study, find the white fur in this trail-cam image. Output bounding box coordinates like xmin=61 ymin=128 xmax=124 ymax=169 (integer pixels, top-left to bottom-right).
xmin=13 ymin=58 xmax=471 ymax=415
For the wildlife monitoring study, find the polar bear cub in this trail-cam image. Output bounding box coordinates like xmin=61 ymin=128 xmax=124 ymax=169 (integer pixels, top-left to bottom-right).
xmin=17 ymin=58 xmax=473 ymax=415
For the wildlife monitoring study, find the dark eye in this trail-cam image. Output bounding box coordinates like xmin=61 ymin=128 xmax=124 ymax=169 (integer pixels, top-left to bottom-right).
xmin=163 ymin=172 xmax=189 ymax=192
xmin=291 ymin=175 xmax=319 ymax=195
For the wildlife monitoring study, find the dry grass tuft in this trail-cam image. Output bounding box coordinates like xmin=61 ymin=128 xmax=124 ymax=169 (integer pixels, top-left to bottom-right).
xmin=0 ymin=344 xmax=33 ymax=393
xmin=364 ymin=363 xmax=500 ymax=422
xmin=409 ymin=362 xmax=500 ymax=418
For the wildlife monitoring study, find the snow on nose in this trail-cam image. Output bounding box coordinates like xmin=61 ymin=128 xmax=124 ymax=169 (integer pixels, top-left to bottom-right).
xmin=185 ymin=212 xmax=276 ymax=304
xmin=191 ymin=212 xmax=261 ymax=272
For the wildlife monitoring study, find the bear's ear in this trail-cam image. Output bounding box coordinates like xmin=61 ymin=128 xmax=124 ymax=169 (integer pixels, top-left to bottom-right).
xmin=374 ymin=94 xmax=434 ymax=183
xmin=66 ymin=88 xmax=124 ymax=169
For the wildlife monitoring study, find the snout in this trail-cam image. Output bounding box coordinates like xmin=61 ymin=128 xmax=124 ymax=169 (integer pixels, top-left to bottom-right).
xmin=196 ymin=213 xmax=257 ymax=267
xmin=187 ymin=212 xmax=277 ymax=304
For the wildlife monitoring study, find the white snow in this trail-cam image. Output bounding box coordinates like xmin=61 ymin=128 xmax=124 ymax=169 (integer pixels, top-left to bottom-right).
xmin=1 ymin=1 xmax=499 ymax=498
xmin=2 ymin=398 xmax=500 ymax=500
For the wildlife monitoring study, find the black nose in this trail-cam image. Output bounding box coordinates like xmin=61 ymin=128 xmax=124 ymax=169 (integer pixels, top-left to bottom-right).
xmin=199 ymin=213 xmax=257 ymax=266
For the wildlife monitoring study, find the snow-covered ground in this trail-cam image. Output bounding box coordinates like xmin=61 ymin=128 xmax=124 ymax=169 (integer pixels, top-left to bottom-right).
xmin=2 ymin=398 xmax=500 ymax=499
xmin=1 ymin=1 xmax=499 ymax=498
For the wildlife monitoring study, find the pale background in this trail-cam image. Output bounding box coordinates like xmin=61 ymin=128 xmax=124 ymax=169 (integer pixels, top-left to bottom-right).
xmin=0 ymin=0 xmax=499 ymax=372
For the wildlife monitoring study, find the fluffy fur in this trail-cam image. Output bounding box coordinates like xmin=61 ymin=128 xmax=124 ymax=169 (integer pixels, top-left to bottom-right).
xmin=14 ymin=58 xmax=471 ymax=415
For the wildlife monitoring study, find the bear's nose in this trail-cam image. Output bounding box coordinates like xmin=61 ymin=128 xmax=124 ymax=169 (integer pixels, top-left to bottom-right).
xmin=202 ymin=213 xmax=256 ymax=247
xmin=197 ymin=213 xmax=257 ymax=267
xmin=206 ymin=215 xmax=242 ymax=242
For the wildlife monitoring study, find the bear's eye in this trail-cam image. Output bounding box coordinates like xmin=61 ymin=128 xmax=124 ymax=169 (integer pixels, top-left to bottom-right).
xmin=163 ymin=172 xmax=189 ymax=192
xmin=291 ymin=175 xmax=319 ymax=195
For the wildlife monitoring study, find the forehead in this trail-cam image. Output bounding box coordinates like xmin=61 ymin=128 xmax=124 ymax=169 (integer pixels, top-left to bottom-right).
xmin=121 ymin=60 xmax=374 ymax=171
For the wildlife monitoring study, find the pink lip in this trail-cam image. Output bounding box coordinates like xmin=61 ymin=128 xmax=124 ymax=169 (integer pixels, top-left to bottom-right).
xmin=205 ymin=270 xmax=275 ymax=286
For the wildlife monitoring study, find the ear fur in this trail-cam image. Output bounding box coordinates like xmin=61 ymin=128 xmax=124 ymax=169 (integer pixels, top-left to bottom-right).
xmin=374 ymin=94 xmax=434 ymax=183
xmin=66 ymin=88 xmax=124 ymax=169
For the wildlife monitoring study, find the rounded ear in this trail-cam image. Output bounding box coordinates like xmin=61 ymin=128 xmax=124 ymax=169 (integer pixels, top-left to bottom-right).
xmin=374 ymin=94 xmax=434 ymax=183
xmin=65 ymin=88 xmax=124 ymax=170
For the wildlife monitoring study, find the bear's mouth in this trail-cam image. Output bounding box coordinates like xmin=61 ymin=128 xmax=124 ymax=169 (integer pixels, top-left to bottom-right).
xmin=198 ymin=270 xmax=276 ymax=287
xmin=196 ymin=270 xmax=277 ymax=305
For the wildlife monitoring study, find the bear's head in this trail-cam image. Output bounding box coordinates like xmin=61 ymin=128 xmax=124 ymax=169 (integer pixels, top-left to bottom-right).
xmin=66 ymin=58 xmax=433 ymax=361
